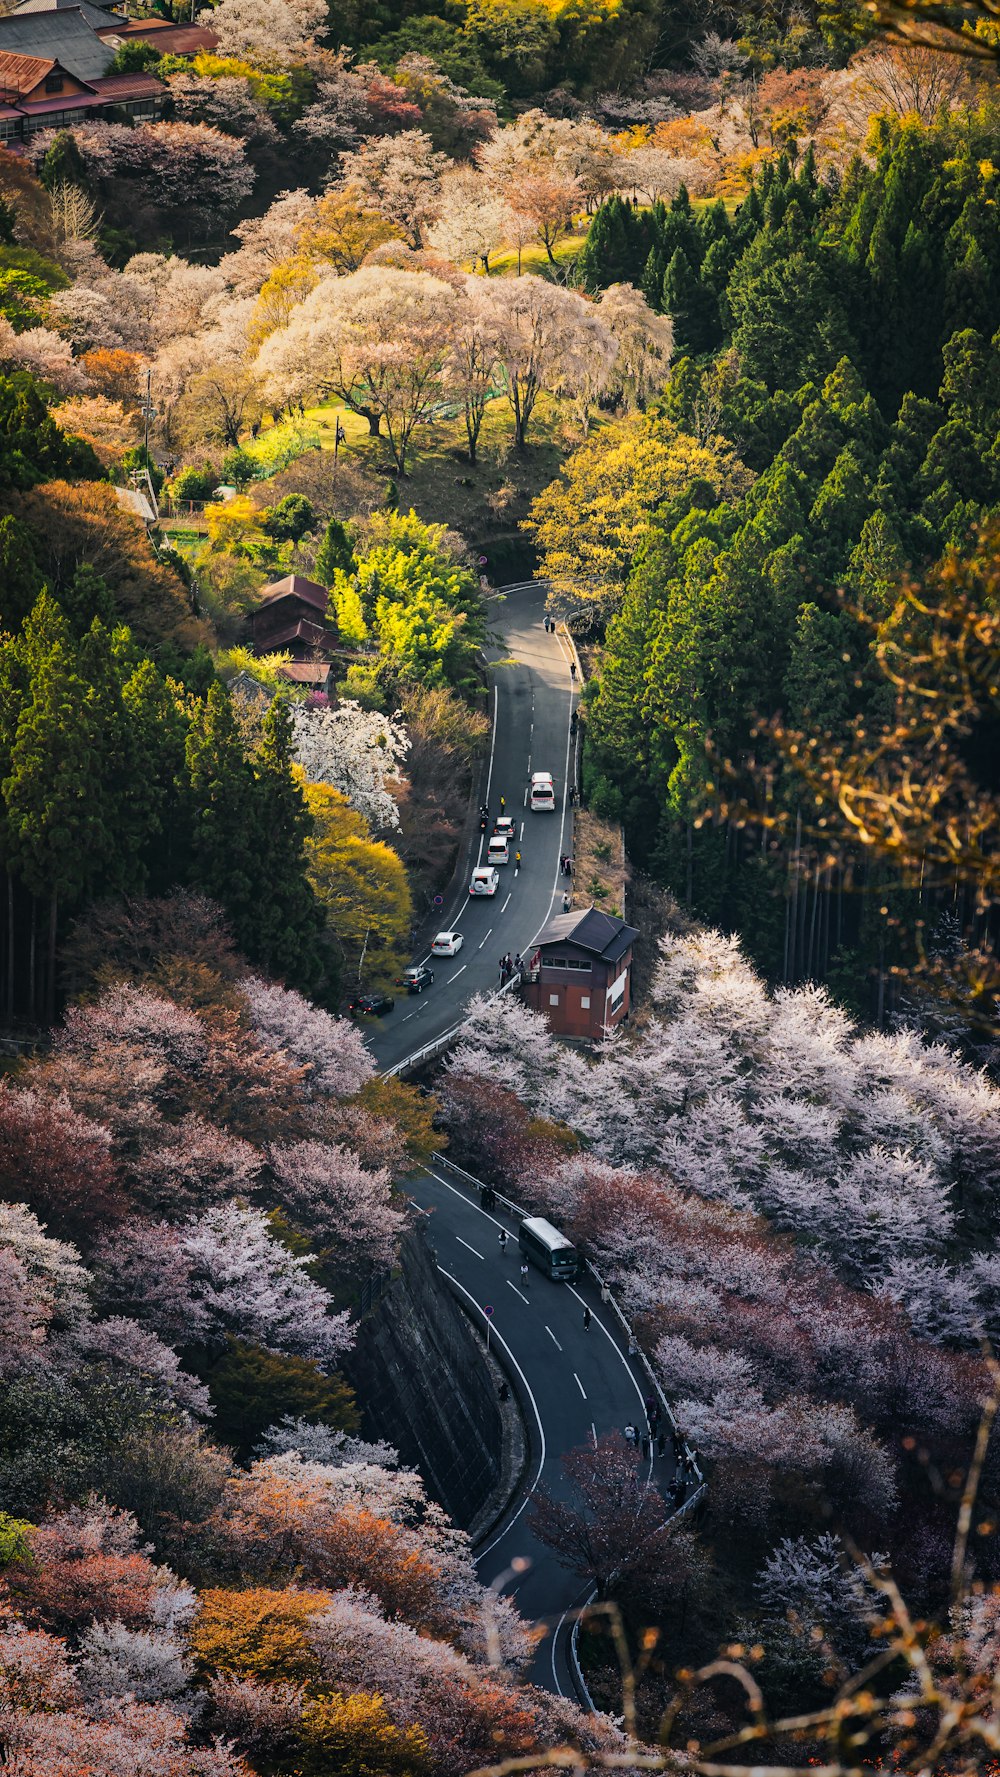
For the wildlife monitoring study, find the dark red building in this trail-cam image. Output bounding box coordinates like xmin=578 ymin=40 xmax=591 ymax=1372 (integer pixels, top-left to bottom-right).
xmin=522 ymin=907 xmax=639 ymax=1040
xmin=250 ymin=574 xmax=337 ymax=662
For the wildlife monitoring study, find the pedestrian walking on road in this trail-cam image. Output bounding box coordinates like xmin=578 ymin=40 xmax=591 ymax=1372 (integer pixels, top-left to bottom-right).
xmin=623 ymin=1423 xmax=637 ymax=1448
xmin=656 ymin=1430 xmax=666 ymax=1458
xmin=570 ymin=661 xmax=577 ymax=679
xmin=498 ymin=1229 xmax=508 ymax=1255
xmin=582 ymin=1306 xmax=592 ymax=1330
xmin=514 ymin=851 xmax=521 ymax=870
xmin=562 ymin=893 xmax=571 ymax=913
xmin=519 ymin=1262 xmax=529 ymax=1290
xmin=564 ymin=858 xmax=572 ymax=879
xmin=499 ymin=794 xmax=506 ymax=813
xmin=641 ymin=1434 xmax=650 ymax=1460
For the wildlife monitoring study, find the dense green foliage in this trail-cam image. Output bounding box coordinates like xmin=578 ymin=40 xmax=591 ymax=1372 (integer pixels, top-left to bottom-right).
xmin=566 ymin=108 xmax=1000 ymax=1002
xmin=0 ymin=374 xmax=331 ymax=1021
xmin=338 ymin=510 xmax=487 ymax=701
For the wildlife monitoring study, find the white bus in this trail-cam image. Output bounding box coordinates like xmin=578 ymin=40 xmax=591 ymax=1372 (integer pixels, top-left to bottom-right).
xmin=518 ymin=1215 xmax=579 ymax=1280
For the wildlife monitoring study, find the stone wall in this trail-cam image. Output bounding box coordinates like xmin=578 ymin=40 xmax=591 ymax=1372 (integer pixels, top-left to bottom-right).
xmin=344 ymin=1222 xmax=504 ymax=1531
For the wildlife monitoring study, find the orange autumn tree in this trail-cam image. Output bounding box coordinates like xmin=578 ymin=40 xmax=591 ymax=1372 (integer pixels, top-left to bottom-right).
xmin=209 ymin=1460 xmax=464 ymax=1638
xmin=191 ymin=1587 xmax=331 ymax=1684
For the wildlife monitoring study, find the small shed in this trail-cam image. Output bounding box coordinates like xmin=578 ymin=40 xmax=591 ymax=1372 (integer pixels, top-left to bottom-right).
xmin=522 ymin=906 xmax=639 ymax=1040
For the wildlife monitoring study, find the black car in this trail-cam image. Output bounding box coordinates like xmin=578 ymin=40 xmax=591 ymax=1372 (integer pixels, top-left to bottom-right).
xmin=398 ymin=964 xmax=435 ymax=994
xmin=349 ymin=991 xmax=395 ymax=1016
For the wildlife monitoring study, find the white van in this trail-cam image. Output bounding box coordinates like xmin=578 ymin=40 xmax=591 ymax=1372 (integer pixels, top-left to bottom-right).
xmin=487 ymin=834 xmax=510 ymax=865
xmin=530 ymin=772 xmax=555 ymax=812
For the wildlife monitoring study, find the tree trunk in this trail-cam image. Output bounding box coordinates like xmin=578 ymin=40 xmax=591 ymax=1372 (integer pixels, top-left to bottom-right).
xmin=28 ymin=895 xmax=36 ymax=1027
xmin=46 ymin=890 xmax=57 ymax=1028
xmin=5 ymin=869 xmax=12 ymax=1024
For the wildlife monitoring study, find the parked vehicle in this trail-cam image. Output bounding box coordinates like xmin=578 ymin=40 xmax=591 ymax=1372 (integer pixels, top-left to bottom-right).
xmin=349 ymin=991 xmax=395 ymax=1016
xmin=397 ymin=964 xmax=435 ymax=993
xmin=493 ymin=816 xmax=516 ymax=844
xmin=470 ymin=867 xmax=500 ymax=896
xmin=430 ymin=931 xmax=464 ymax=956
xmin=530 ymin=772 xmax=555 ymax=811
xmin=487 ymin=835 xmax=510 ymax=866
xmin=518 ymin=1215 xmax=579 ymax=1280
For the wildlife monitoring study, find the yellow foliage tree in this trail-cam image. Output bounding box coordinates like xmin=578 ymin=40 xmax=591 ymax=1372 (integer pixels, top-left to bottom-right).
xmin=251 ymin=256 xmax=323 ymax=348
xmin=297 ymin=1691 xmax=430 ymax=1777
xmin=190 ymin=1587 xmax=332 ymax=1683
xmin=354 ymin=1075 xmax=444 ymax=1170
xmin=296 ymin=186 xmax=404 ymax=273
xmin=302 ymin=781 xmax=412 ymax=989
xmin=526 ymin=414 xmax=754 ymax=617
xmin=205 ymin=496 xmax=269 ymax=556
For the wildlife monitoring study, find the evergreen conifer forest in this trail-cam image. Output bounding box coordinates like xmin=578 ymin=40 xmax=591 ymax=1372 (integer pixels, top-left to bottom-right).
xmin=0 ymin=0 xmax=999 ymax=1770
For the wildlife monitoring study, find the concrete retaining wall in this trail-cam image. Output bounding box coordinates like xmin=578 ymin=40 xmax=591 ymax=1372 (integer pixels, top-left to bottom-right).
xmin=344 ymin=1222 xmax=505 ymax=1531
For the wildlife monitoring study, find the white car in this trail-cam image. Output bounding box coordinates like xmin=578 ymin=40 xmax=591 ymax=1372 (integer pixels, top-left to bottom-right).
xmin=487 ymin=835 xmax=510 ymax=866
xmin=530 ymin=771 xmax=555 ymax=811
xmin=470 ymin=867 xmax=500 ymax=897
xmin=431 ymin=931 xmax=464 ymax=956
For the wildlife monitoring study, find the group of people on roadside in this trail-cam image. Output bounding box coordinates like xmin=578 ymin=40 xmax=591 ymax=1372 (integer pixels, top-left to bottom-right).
xmin=498 ymin=952 xmax=523 ymax=985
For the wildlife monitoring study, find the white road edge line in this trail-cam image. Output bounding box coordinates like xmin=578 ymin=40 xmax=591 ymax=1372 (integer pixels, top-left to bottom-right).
xmin=573 ymin=1372 xmax=587 ymax=1400
xmin=455 ymin=1235 xmax=484 ymax=1259
xmin=545 ymin=1325 xmax=562 ymax=1351
xmin=436 ymin=1266 xmax=546 ymax=1561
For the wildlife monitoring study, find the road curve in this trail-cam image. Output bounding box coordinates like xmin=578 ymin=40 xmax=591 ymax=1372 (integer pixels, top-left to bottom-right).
xmin=408 ymin=1164 xmax=681 ymax=1702
xmin=364 ymin=582 xmax=576 ymax=1075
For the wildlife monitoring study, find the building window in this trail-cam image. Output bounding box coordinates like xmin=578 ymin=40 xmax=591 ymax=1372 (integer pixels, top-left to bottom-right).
xmin=0 ymin=119 xmax=21 ymax=139
xmin=549 ymin=993 xmax=559 ymax=1007
xmin=547 ymin=956 xmax=591 ymax=971
xmin=580 ymin=996 xmax=590 ymax=1010
xmin=45 ymin=73 xmax=64 ymax=92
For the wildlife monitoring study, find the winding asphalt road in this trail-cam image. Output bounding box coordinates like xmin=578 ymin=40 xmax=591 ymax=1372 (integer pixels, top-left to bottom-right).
xmin=364 ymin=581 xmax=577 ymax=1075
xmin=409 ymin=1161 xmax=682 ymax=1702
xmin=364 ymin=584 xmax=685 ymax=1702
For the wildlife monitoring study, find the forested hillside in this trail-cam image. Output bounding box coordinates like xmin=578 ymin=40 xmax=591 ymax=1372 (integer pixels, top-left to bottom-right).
xmin=539 ymin=108 xmax=1000 ymax=1016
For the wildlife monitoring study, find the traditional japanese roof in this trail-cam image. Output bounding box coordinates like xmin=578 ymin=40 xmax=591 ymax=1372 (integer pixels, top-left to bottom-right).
xmin=256 ymin=574 xmax=329 ymax=614
xmin=14 ymin=0 xmax=126 ymax=28
xmin=535 ymin=907 xmax=639 ymax=965
xmin=252 ymin=619 xmax=330 ymax=652
xmin=16 ymin=0 xmax=123 ymax=14
xmin=90 ymin=68 xmax=164 ymax=100
xmin=275 ymin=662 xmax=331 ymax=685
xmin=0 ymin=10 xmax=115 ymax=80
xmin=0 ymin=50 xmax=63 ymax=94
xmin=96 ymin=18 xmax=218 ymax=50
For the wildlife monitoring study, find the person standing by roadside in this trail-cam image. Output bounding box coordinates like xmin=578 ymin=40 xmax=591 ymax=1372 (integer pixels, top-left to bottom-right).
xmin=519 ymin=1261 xmax=529 ymax=1290
xmin=582 ymin=1305 xmax=592 ymax=1330
xmin=498 ymin=1229 xmax=508 ymax=1255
